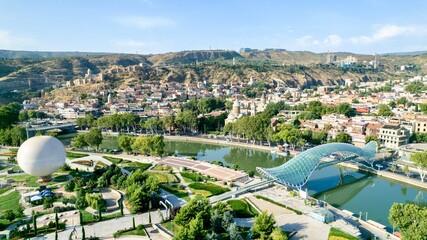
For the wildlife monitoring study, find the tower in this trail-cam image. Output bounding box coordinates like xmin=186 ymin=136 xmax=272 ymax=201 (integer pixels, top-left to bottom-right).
xmin=107 ymin=93 xmax=113 ymax=104
xmin=261 ymin=92 xmax=266 ymax=106
xmin=251 ymin=100 xmax=257 ymax=116
xmin=232 ymin=99 xmax=241 ymax=115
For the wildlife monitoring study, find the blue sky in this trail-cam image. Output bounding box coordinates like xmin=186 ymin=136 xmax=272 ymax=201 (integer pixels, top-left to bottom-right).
xmin=1 ymin=0 xmax=427 ymax=54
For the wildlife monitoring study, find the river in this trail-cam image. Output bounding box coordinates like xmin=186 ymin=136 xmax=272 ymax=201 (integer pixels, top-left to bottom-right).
xmin=58 ymin=134 xmax=427 ymax=230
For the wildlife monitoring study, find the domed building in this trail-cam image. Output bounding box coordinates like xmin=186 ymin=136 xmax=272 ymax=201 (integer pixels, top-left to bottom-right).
xmin=225 ymin=99 xmax=244 ymax=125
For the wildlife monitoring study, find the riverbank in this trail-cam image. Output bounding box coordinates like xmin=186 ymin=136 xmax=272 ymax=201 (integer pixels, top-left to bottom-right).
xmin=164 ymin=135 xmax=277 ymax=152
xmin=338 ymin=162 xmax=427 ymax=191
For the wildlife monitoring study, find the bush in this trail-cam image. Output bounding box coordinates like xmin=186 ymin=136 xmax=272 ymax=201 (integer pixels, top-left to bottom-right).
xmin=181 ymin=171 xmax=204 ymax=182
xmin=227 ymin=199 xmax=258 ymax=218
xmin=188 ymin=182 xmax=229 ymax=196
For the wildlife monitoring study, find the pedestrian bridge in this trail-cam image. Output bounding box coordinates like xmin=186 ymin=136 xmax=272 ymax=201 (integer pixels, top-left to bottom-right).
xmin=257 ymin=141 xmax=378 ymax=190
xmin=26 ymin=122 xmax=76 ymax=138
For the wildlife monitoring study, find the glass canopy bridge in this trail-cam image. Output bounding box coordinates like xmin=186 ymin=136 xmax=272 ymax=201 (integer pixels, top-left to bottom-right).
xmin=257 ymin=141 xmax=378 ymax=190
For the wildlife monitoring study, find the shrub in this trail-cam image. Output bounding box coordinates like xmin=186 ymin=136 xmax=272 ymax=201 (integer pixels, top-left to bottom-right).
xmin=188 ymin=183 xmax=229 ymax=196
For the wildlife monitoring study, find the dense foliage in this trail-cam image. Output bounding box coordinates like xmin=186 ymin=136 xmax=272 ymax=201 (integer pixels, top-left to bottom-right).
xmin=389 ymin=203 xmax=427 ymax=240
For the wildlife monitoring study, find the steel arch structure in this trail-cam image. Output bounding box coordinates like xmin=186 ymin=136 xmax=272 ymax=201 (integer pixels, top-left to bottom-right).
xmin=256 ymin=141 xmax=378 ymax=189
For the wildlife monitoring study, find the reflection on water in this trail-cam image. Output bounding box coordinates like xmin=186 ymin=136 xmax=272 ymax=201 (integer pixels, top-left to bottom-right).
xmin=311 ymin=165 xmax=427 ymax=230
xmin=57 ymin=133 xmax=119 ymax=149
xmin=164 ymin=140 xmax=290 ymax=172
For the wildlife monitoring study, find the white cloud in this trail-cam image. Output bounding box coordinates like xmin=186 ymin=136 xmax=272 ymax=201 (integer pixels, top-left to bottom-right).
xmin=296 ymin=35 xmax=315 ymax=46
xmin=323 ymin=34 xmax=342 ymax=45
xmin=0 ymin=30 xmax=34 ymax=50
xmin=114 ymin=16 xmax=175 ymax=29
xmin=351 ymin=24 xmax=427 ymax=44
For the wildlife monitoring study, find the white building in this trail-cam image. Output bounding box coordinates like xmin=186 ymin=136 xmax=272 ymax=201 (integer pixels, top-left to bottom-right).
xmin=378 ymin=125 xmax=410 ymax=149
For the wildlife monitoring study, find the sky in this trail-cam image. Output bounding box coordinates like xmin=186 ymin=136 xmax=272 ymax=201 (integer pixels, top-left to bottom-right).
xmin=1 ymin=0 xmax=427 ymax=54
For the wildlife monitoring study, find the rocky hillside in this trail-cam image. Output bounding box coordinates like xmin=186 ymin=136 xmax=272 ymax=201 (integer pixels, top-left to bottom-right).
xmin=0 ymin=49 xmax=426 ymax=96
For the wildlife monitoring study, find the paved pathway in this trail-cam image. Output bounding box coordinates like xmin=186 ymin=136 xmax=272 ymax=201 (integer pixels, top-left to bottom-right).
xmin=41 ymin=210 xmax=167 ymax=240
xmin=236 ymin=194 xmax=331 ymax=240
xmin=173 ymin=171 xmax=193 ymax=197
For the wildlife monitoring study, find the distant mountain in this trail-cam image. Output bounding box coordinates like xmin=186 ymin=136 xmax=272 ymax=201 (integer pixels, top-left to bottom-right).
xmin=1 ymin=48 xmax=427 ymax=103
xmin=382 ymin=51 xmax=427 ymax=56
xmin=0 ymin=49 xmax=116 ymax=59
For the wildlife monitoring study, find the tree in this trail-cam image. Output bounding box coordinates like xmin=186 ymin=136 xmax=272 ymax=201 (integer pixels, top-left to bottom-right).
xmin=410 ymin=151 xmax=427 ymax=182
xmin=82 ymin=226 xmax=86 ymax=240
xmin=176 ymin=110 xmax=197 ymax=133
xmin=336 ymin=103 xmax=354 ymax=117
xmin=270 ymin=227 xmax=288 ymax=240
xmin=2 ymin=210 xmax=16 ymax=222
xmin=252 ymin=211 xmax=276 ymax=240
xmin=72 ymin=134 xmax=88 ymax=149
xmin=389 ymin=203 xmax=427 ymax=239
xmin=162 ymin=115 xmax=176 ymax=135
xmin=132 ymin=135 xmax=165 ymax=156
xmin=365 ymin=135 xmax=380 ymax=145
xmin=403 ymin=164 xmax=410 ymax=177
xmin=174 ymin=197 xmax=211 ymax=228
xmin=335 ymin=132 xmax=352 ymax=144
xmin=132 ymin=217 xmax=136 ymax=229
xmin=33 ymin=213 xmax=37 ymax=235
xmin=64 ymin=180 xmax=75 ymax=192
xmin=228 ymin=223 xmax=242 ymax=240
xmin=55 ymin=212 xmax=59 ymax=230
xmin=84 ymin=128 xmax=103 ymax=150
xmin=377 ymin=104 xmax=394 ymax=116
xmin=119 ymin=135 xmax=135 ymax=153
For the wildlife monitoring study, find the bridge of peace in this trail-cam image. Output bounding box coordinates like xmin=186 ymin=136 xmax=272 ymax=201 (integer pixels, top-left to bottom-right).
xmin=211 ymin=141 xmax=378 ymax=203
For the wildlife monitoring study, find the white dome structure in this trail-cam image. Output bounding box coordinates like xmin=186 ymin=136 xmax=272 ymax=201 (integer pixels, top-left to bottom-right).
xmin=17 ymin=136 xmax=66 ymax=177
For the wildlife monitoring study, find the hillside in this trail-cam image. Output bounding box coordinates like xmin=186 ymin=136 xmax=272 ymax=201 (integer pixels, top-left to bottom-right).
xmin=0 ymin=49 xmax=426 ymax=103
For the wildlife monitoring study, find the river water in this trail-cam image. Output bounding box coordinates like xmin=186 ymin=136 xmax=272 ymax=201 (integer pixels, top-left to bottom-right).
xmin=59 ymin=134 xmax=427 ymax=230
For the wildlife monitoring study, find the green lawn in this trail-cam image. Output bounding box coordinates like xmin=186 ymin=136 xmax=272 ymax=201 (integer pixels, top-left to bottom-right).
xmin=80 ymin=210 xmax=122 ymax=225
xmin=66 ymin=152 xmax=89 ymax=159
xmin=152 ymin=164 xmax=172 ymax=171
xmin=188 ymin=182 xmax=229 ymax=196
xmin=328 ymin=228 xmax=359 ymax=240
xmin=103 ymin=156 xmax=122 ymax=164
xmin=227 ymin=199 xmax=258 ymax=218
xmin=0 ymin=191 xmax=20 ymax=212
xmin=160 ymin=185 xmax=190 ymax=201
xmin=52 ymin=174 xmax=69 ymax=182
xmin=161 ymin=220 xmax=180 ymax=234
xmin=7 ymin=174 xmax=45 ymax=187
xmin=0 ymin=187 xmax=12 ymax=195
xmin=114 ymin=225 xmax=147 ymax=237
xmin=148 ymin=172 xmax=179 ymax=183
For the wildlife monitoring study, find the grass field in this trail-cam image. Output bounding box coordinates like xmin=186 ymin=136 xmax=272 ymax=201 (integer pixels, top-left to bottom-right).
xmin=0 ymin=191 xmax=20 ymax=212
xmin=188 ymin=182 xmax=229 ymax=196
xmin=66 ymin=152 xmax=89 ymax=159
xmin=103 ymin=156 xmax=122 ymax=164
xmin=114 ymin=225 xmax=147 ymax=237
xmin=81 ymin=210 xmax=122 ymax=225
xmin=160 ymin=185 xmax=190 ymax=201
xmin=328 ymin=228 xmax=359 ymax=240
xmin=227 ymin=199 xmax=258 ymax=218
xmin=152 ymin=164 xmax=172 ymax=171
xmin=7 ymin=174 xmax=41 ymax=187
xmin=148 ymin=172 xmax=179 ymax=183
xmin=0 ymin=187 xmax=12 ymax=195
